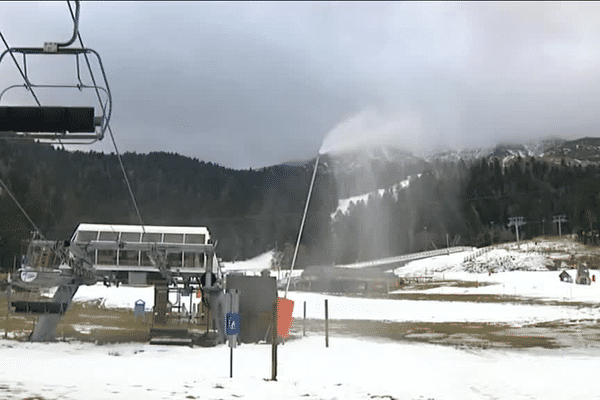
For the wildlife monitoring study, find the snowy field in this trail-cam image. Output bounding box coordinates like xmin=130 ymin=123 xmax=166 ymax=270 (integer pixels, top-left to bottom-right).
xmin=2 ymin=335 xmax=600 ymax=400
xmin=3 ymin=237 xmax=600 ymax=399
xmin=393 ymin=238 xmax=600 ymax=304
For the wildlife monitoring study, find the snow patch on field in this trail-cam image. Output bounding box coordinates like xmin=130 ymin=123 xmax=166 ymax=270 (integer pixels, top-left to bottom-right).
xmin=221 ymin=251 xmax=275 ymax=275
xmin=74 ymin=285 xmax=155 ymax=311
xmin=1 ymin=335 xmax=600 ymax=400
xmin=393 ymin=238 xmax=600 ymax=303
xmin=283 ymin=290 xmax=600 ymax=326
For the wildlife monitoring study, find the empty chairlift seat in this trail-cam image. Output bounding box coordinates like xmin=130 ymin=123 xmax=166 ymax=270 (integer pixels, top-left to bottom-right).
xmin=11 ymin=300 xmax=69 ymax=314
xmin=0 ymin=106 xmax=97 ymax=133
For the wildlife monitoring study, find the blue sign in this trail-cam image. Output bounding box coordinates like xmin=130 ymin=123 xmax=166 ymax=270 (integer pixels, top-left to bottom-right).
xmin=226 ymin=312 xmax=241 ymax=335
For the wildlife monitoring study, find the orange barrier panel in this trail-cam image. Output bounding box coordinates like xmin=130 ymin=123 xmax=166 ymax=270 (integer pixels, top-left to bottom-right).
xmin=277 ymin=297 xmax=294 ymax=338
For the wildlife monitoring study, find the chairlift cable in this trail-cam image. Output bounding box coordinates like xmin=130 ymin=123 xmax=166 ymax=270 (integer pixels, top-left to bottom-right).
xmin=0 ymin=31 xmax=42 ymax=107
xmin=0 ymin=177 xmax=45 ymax=240
xmin=66 ymin=1 xmax=146 ymax=233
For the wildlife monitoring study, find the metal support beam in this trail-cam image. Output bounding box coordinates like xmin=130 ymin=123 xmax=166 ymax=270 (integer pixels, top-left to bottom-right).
xmin=85 ymin=241 xmax=215 ymax=254
xmin=508 ymin=217 xmax=526 ymax=243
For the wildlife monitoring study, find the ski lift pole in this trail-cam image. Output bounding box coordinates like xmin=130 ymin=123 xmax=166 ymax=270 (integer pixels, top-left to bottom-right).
xmin=285 ymin=155 xmax=320 ymax=298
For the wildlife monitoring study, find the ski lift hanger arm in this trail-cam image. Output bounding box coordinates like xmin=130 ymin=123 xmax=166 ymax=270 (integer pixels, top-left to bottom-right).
xmin=56 ymin=0 xmax=80 ymax=49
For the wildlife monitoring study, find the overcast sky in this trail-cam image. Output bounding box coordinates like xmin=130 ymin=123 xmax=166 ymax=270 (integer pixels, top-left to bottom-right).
xmin=2 ymin=2 xmax=600 ymax=169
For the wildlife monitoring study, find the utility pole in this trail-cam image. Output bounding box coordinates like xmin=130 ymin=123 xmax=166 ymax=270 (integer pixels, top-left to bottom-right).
xmin=490 ymin=221 xmax=495 ymax=245
xmin=542 ymin=218 xmax=545 ymax=237
xmin=508 ymin=217 xmax=526 ymax=244
xmin=553 ymin=215 xmax=567 ymax=237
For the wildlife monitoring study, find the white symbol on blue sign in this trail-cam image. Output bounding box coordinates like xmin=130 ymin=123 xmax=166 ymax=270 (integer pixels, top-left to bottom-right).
xmin=226 ymin=312 xmax=240 ymax=335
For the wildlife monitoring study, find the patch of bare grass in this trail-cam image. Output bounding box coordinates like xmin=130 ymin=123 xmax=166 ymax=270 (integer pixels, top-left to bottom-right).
xmin=0 ymin=297 xmax=205 ymax=343
xmin=295 ymin=319 xmax=561 ymax=349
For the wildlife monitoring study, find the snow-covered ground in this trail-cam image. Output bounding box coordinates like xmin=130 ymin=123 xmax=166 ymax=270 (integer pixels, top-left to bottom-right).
xmin=2 ymin=332 xmax=600 ymax=399
xmin=221 ymin=251 xmax=303 ymax=283
xmin=393 ymin=238 xmax=600 ymax=303
xmin=221 ymin=251 xmax=275 ymax=275
xmin=74 ymin=284 xmax=157 ymax=311
xmin=4 ymin=237 xmax=600 ymax=399
xmin=284 ymin=290 xmax=600 ymax=326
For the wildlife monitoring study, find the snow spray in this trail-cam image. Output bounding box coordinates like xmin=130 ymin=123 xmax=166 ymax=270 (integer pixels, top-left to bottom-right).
xmin=284 ymin=106 xmax=421 ymax=298
xmin=319 ymin=106 xmax=421 ymax=155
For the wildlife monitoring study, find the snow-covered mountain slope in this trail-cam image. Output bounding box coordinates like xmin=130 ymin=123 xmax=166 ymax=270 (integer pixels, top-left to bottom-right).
xmin=331 ymin=176 xmax=412 ymax=219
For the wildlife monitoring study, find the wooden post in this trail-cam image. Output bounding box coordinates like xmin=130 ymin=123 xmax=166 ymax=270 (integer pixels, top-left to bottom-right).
xmin=271 ymin=300 xmax=278 ymax=381
xmin=325 ymin=299 xmax=329 ymax=348
xmin=5 ymin=277 xmax=10 ymax=339
xmin=303 ymin=301 xmax=306 ymax=337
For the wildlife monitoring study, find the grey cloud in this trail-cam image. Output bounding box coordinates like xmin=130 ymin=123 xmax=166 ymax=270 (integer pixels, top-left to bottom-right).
xmin=3 ymin=2 xmax=600 ymax=168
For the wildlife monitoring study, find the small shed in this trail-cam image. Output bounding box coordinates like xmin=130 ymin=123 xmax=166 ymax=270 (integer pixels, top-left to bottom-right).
xmin=299 ymin=265 xmax=398 ymax=294
xmin=225 ymin=275 xmax=277 ymax=343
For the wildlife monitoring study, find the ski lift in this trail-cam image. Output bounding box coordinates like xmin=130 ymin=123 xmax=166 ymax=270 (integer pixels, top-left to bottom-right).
xmin=0 ymin=0 xmax=111 ymax=144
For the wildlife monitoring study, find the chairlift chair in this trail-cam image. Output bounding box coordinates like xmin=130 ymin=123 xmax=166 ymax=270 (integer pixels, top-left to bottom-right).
xmin=0 ymin=0 xmax=111 ymax=144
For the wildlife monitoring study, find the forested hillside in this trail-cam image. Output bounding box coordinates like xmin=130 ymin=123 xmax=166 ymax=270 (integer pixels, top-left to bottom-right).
xmin=1 ymin=139 xmax=600 ymax=271
xmin=0 ymin=140 xmax=336 ymax=270
xmin=328 ymin=153 xmax=600 ymax=263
